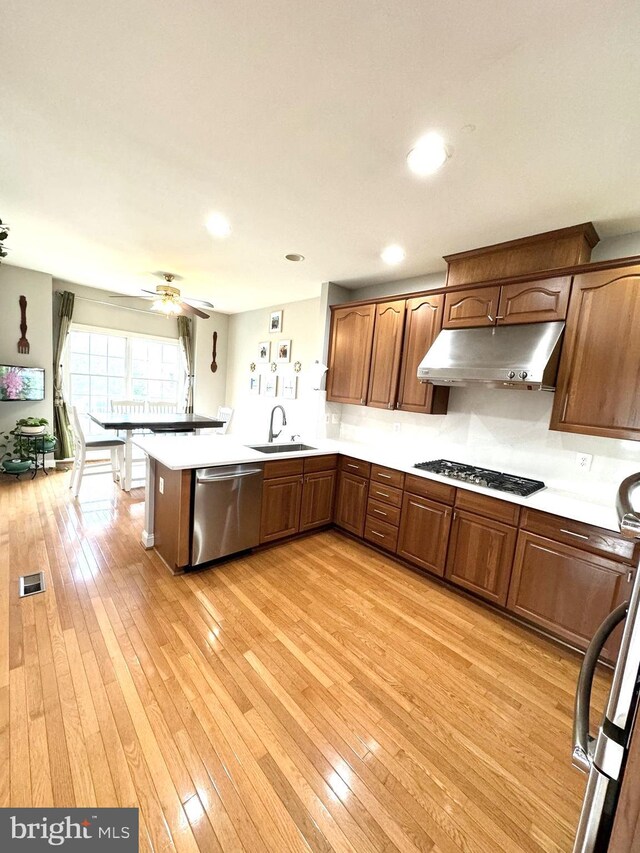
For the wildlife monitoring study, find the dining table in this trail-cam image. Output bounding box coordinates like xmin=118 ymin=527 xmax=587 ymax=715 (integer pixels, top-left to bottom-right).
xmin=88 ymin=412 xmax=223 ymax=491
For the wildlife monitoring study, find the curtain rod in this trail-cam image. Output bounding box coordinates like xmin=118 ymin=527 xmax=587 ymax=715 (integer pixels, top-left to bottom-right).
xmin=55 ymin=291 xmax=159 ymax=317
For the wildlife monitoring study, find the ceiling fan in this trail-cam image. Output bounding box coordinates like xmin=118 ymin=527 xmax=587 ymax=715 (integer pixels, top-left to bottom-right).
xmin=111 ymin=273 xmax=213 ymax=319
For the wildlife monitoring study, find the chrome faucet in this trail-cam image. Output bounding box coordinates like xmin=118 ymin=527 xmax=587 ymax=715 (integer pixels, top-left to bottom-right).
xmin=268 ymin=405 xmax=287 ymax=442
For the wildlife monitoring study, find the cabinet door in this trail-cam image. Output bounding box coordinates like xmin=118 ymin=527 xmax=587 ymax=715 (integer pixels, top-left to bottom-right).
xmin=443 ymin=286 xmax=501 ymax=329
xmin=396 ymin=492 xmax=452 ymax=577
xmin=334 ymin=472 xmax=368 ymax=537
xmin=299 ymin=470 xmax=336 ymax=532
xmin=445 ymin=510 xmax=516 ymax=605
xmin=496 ymin=276 xmax=571 ymax=325
xmin=396 ymin=295 xmax=449 ymax=414
xmin=507 ymin=532 xmax=628 ymax=660
xmin=550 ymin=266 xmax=640 ymax=441
xmin=366 ymin=300 xmax=406 ymax=409
xmin=259 ymin=475 xmax=303 ymax=543
xmin=326 ymin=304 xmax=376 ymax=404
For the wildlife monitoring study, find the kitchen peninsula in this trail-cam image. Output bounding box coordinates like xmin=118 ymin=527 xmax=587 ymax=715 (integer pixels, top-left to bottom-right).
xmin=135 ymin=433 xmax=637 ymax=664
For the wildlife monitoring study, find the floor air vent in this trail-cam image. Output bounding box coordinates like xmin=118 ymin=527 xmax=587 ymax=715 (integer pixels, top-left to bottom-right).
xmin=19 ymin=572 xmax=45 ymax=597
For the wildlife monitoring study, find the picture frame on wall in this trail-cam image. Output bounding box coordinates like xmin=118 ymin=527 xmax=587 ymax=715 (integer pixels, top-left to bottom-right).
xmin=249 ymin=375 xmax=261 ymax=395
xmin=257 ymin=341 xmax=270 ymax=363
xmin=269 ymin=310 xmax=283 ymax=334
xmin=264 ymin=376 xmax=278 ymax=397
xmin=282 ymin=375 xmax=297 ymax=399
xmin=276 ymin=339 xmax=291 ymax=363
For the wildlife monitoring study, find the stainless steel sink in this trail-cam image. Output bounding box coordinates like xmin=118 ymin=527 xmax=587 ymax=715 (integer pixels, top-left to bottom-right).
xmin=247 ymin=443 xmax=317 ymax=454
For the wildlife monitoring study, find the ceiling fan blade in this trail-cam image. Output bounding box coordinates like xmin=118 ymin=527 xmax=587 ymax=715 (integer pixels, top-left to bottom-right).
xmin=182 ymin=296 xmax=215 ymax=309
xmin=108 ymin=293 xmax=155 ymax=300
xmin=179 ymin=301 xmax=210 ymax=319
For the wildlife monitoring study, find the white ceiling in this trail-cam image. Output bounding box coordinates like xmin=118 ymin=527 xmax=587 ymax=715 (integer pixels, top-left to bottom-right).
xmin=1 ymin=0 xmax=639 ymax=313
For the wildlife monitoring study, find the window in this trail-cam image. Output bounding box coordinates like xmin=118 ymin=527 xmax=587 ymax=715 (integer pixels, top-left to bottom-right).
xmin=67 ymin=328 xmax=183 ymax=413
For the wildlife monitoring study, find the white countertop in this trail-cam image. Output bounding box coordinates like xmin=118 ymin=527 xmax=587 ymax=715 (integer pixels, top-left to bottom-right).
xmin=133 ymin=434 xmax=622 ymax=532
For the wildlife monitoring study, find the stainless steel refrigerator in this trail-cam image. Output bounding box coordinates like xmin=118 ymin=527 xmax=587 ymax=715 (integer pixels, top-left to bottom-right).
xmin=572 ymin=473 xmax=640 ymax=851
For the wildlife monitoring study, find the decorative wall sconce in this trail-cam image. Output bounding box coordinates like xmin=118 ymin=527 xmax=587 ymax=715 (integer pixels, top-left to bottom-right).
xmin=293 ymin=360 xmax=302 ymax=373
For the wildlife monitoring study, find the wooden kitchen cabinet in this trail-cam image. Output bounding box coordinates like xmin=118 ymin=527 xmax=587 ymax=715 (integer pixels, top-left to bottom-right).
xmin=396 ymin=491 xmax=452 ymax=577
xmin=445 ymin=509 xmax=517 ymax=605
xmin=507 ymin=531 xmax=630 ymax=661
xmin=299 ymin=469 xmax=336 ymax=532
xmin=443 ymin=286 xmax=501 ymax=329
xmin=334 ymin=471 xmax=368 ymax=537
xmin=396 ymin=294 xmax=450 ymax=414
xmin=367 ymin=300 xmax=406 ymax=409
xmin=443 ymin=276 xmax=570 ymax=329
xmin=326 ymin=303 xmax=376 ymax=404
xmin=550 ymin=264 xmax=640 ymax=441
xmin=260 ymin=474 xmax=303 ymax=543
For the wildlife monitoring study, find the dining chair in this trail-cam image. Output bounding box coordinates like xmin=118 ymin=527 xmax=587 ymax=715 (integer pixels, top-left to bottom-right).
xmin=111 ymin=399 xmax=146 ymax=413
xmin=146 ymin=401 xmax=178 ymax=413
xmin=214 ymin=406 xmax=233 ymax=434
xmin=69 ymin=406 xmax=125 ymax=498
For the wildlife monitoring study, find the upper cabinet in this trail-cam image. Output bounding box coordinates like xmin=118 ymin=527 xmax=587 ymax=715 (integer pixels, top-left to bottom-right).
xmin=396 ymin=295 xmax=449 ymax=413
xmin=366 ymin=300 xmax=406 ymax=409
xmin=326 ymin=303 xmax=376 ymax=405
xmin=443 ymin=276 xmax=571 ymax=329
xmin=550 ymin=265 xmax=640 ymax=441
xmin=327 ymin=295 xmax=449 ymax=414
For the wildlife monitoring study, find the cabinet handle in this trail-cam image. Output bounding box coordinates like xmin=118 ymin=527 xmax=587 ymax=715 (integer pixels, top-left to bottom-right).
xmin=453 ymin=511 xmax=457 ymax=520
xmin=372 ymin=509 xmax=388 ymax=517
xmin=347 ymin=463 xmax=360 ymax=469
xmin=360 ymin=398 xmax=365 ymax=404
xmin=387 ymin=403 xmax=393 ymax=410
xmin=560 ymin=529 xmax=590 ymax=541
xmin=628 ymin=570 xmax=635 ymax=584
xmin=370 ymin=530 xmax=385 ymax=539
xmin=377 ymin=473 xmax=392 ymax=479
xmin=375 ymin=491 xmax=390 ymax=498
xmin=562 ymin=395 xmax=569 ymax=420
xmin=487 ymin=314 xmax=495 ymax=323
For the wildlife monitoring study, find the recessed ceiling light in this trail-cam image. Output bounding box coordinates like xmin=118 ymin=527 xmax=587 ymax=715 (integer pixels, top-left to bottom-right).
xmin=285 ymin=253 xmax=305 ymax=262
xmin=381 ymin=244 xmax=405 ymax=265
xmin=407 ymin=132 xmax=450 ymax=176
xmin=205 ymin=212 xmax=231 ymax=238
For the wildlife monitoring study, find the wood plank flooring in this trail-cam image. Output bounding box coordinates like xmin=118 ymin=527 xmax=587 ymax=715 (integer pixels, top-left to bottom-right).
xmin=0 ymin=469 xmax=612 ymax=852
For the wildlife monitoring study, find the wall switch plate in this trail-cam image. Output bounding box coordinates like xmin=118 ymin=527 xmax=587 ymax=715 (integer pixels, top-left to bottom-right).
xmin=393 ymin=422 xmax=401 ymax=433
xmin=331 ymin=413 xmax=340 ymax=424
xmin=159 ymin=476 xmax=164 ymax=494
xmin=576 ymin=452 xmax=593 ymax=471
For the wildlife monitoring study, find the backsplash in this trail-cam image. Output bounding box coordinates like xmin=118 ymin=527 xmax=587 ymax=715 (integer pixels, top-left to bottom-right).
xmin=337 ymin=387 xmax=640 ymax=505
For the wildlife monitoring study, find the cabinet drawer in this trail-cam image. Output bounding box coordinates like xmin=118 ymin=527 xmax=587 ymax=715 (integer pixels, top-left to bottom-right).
xmin=368 ymin=482 xmax=403 ymax=508
xmin=339 ymin=456 xmax=371 ymax=478
xmin=455 ymin=489 xmax=520 ymax=525
xmin=404 ymin=474 xmax=455 ymax=505
xmin=264 ymin=458 xmax=304 ymax=479
xmin=366 ymin=498 xmax=401 ymax=527
xmin=520 ymin=508 xmax=638 ymax=565
xmin=364 ymin=516 xmax=399 ymax=552
xmin=304 ymin=454 xmax=338 ymax=473
xmin=370 ymin=464 xmax=405 ymax=490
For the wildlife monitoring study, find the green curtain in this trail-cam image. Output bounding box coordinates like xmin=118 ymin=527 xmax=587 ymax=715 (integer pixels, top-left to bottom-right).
xmin=177 ymin=315 xmax=194 ymax=413
xmin=52 ymin=290 xmax=75 ymax=459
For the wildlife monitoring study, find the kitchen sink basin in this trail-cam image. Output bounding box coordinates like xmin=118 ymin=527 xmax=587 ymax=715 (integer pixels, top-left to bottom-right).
xmin=247 ymin=443 xmax=317 ymax=454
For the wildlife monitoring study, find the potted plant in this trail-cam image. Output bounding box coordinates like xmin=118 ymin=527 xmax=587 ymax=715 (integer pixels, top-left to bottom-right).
xmin=42 ymin=432 xmax=57 ymax=453
xmin=17 ymin=416 xmax=48 ymax=435
xmin=0 ymin=429 xmax=33 ymax=474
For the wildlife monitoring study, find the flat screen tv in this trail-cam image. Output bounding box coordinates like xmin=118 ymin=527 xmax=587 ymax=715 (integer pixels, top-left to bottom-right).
xmin=0 ymin=365 xmax=45 ymax=401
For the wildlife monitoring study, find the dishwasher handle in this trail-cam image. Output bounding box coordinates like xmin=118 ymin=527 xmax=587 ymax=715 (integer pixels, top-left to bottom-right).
xmin=196 ymin=468 xmax=263 ymax=483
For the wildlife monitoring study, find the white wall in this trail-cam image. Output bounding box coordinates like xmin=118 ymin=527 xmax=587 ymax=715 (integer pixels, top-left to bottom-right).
xmin=193 ymin=312 xmax=228 ymax=419
xmin=225 ymin=297 xmax=327 ymax=441
xmin=0 ymin=265 xmax=53 ymax=438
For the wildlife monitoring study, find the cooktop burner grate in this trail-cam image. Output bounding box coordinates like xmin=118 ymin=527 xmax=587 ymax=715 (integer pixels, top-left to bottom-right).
xmin=413 ymin=459 xmax=545 ymax=497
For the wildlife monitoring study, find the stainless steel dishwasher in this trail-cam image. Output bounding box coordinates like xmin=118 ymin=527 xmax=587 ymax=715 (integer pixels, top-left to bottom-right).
xmin=192 ymin=464 xmax=264 ymax=565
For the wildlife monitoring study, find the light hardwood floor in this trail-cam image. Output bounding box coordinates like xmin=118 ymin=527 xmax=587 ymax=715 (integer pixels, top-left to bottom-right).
xmin=0 ymin=469 xmax=612 ymax=852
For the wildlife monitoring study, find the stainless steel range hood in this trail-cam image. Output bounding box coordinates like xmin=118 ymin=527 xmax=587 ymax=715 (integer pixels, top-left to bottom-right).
xmin=417 ymin=321 xmax=565 ymax=391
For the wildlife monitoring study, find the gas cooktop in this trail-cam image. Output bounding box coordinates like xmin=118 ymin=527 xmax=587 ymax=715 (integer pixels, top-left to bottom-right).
xmin=413 ymin=459 xmax=545 ymax=497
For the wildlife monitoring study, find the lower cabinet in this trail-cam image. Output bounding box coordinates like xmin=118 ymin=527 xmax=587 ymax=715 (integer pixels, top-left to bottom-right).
xmin=260 ymin=474 xmax=303 ymax=543
xmin=300 ymin=469 xmax=336 ymax=532
xmin=445 ymin=510 xmax=517 ymax=605
xmin=396 ymin=492 xmax=451 ymax=576
xmin=507 ymin=531 xmax=629 ymax=661
xmin=335 ymin=471 xmax=368 ymax=537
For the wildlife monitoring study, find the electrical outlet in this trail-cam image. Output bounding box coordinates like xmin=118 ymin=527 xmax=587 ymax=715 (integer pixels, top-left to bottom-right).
xmin=393 ymin=422 xmax=401 ymax=433
xmin=159 ymin=476 xmax=164 ymax=494
xmin=331 ymin=413 xmax=340 ymax=424
xmin=576 ymin=452 xmax=593 ymax=471
xmin=324 ymin=413 xmax=330 ymax=424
